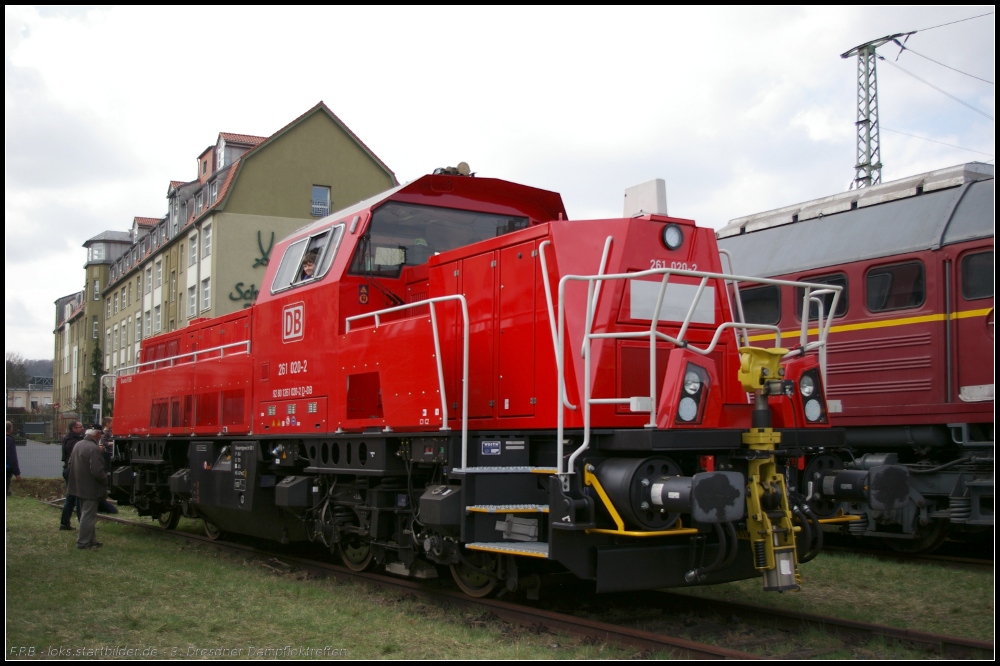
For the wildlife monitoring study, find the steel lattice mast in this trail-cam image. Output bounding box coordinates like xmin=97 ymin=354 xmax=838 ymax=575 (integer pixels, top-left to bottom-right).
xmin=841 ymin=32 xmax=914 ymax=189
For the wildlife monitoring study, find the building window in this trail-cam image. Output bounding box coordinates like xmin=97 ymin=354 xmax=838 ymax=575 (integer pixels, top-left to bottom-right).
xmin=92 ymin=316 xmax=98 ymax=339
xmin=154 ymin=305 xmax=161 ymax=332
xmin=135 ymin=317 xmax=142 ymax=342
xmin=93 ymin=279 xmax=100 ymax=301
xmin=155 ymin=260 xmax=162 ymax=288
xmin=210 ymin=181 xmax=219 ymax=204
xmin=170 ymin=271 xmax=177 ymax=302
xmin=203 ymin=224 xmax=212 ymax=258
xmin=106 ymin=298 xmax=112 ymax=318
xmin=113 ymin=325 xmax=118 ymax=351
xmin=121 ymin=287 xmax=126 ymax=309
xmin=121 ymin=320 xmax=127 ymax=347
xmin=145 ymin=267 xmax=152 ymax=294
xmin=106 ymin=330 xmax=111 ymax=351
xmin=189 ymin=235 xmax=198 ymax=266
xmin=188 ymin=286 xmax=197 ymax=317
xmin=312 ymin=185 xmax=331 ymax=217
xmin=144 ymin=310 xmax=151 ymax=337
xmin=114 ymin=293 xmax=119 ymax=314
xmin=201 ymin=277 xmax=211 ymax=312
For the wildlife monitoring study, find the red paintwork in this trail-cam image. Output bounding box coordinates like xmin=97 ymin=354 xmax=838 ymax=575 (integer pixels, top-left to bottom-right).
xmin=758 ymin=238 xmax=993 ymax=429
xmin=116 ymin=175 xmax=824 ymax=439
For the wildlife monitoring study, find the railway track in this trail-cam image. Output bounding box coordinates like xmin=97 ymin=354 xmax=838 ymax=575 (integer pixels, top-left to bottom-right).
xmin=80 ymin=507 xmax=993 ymax=660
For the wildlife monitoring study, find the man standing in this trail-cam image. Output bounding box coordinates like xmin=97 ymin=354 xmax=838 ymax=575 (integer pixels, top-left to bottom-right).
xmin=6 ymin=421 xmax=20 ymax=496
xmin=67 ymin=428 xmax=108 ymax=550
xmin=59 ymin=421 xmax=85 ymax=530
xmin=97 ymin=417 xmax=119 ymax=515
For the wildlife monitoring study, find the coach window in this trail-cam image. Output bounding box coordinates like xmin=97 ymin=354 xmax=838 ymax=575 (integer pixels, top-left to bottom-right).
xmin=866 ymin=262 xmax=925 ymax=312
xmin=960 ymin=251 xmax=993 ymax=300
xmin=270 ymin=224 xmax=345 ymax=294
xmin=737 ymin=285 xmax=780 ymax=326
xmin=795 ymin=274 xmax=847 ymax=320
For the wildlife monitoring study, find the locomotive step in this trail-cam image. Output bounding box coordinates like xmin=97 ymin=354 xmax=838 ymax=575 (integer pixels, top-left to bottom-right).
xmin=466 ymin=541 xmax=550 ymax=558
xmin=452 ymin=466 xmax=557 ymax=475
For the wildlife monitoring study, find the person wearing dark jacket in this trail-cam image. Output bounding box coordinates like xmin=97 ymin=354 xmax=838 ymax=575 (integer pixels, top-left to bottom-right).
xmin=96 ymin=417 xmax=118 ymax=514
xmin=6 ymin=421 xmax=20 ymax=496
xmin=67 ymin=428 xmax=108 ymax=550
xmin=59 ymin=421 xmax=84 ymax=529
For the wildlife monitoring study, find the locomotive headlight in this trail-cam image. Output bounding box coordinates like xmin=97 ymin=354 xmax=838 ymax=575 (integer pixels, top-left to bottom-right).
xmin=683 ymin=370 xmax=702 ymax=396
xmin=804 ymin=398 xmax=823 ymax=422
xmin=799 ymin=374 xmax=816 ymax=398
xmin=678 ymin=397 xmax=699 ymax=422
xmin=662 ymin=224 xmax=684 ymax=251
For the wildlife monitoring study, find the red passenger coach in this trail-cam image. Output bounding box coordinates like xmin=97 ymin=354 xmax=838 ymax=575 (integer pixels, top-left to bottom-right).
xmin=113 ymin=169 xmax=858 ymax=595
xmin=718 ymin=163 xmax=994 ymax=551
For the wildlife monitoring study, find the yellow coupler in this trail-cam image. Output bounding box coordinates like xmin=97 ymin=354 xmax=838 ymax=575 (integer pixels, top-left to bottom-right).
xmin=739 ymin=347 xmax=801 ymax=592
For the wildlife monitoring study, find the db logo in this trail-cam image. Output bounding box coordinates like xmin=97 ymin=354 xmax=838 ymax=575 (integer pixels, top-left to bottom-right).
xmin=282 ymin=303 xmax=304 ymax=342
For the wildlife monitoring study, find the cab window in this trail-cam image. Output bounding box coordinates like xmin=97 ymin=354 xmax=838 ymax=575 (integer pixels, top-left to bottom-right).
xmin=795 ymin=274 xmax=847 ymax=320
xmin=737 ymin=285 xmax=780 ymax=326
xmin=349 ymin=202 xmax=528 ymax=278
xmin=866 ymin=262 xmax=925 ymax=312
xmin=270 ymin=224 xmax=345 ymax=294
xmin=961 ymin=251 xmax=993 ymax=300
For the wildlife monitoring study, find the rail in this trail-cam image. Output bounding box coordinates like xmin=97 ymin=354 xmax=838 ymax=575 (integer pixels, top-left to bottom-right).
xmin=553 ymin=264 xmax=842 ymax=478
xmin=345 ymin=295 xmax=470 ymax=469
xmin=114 ymin=340 xmax=252 ymax=377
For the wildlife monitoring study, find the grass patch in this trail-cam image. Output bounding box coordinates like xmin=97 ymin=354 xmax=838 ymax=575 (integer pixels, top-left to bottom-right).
xmin=5 ymin=497 xmax=638 ymax=659
xmin=673 ymin=550 xmax=995 ymax=642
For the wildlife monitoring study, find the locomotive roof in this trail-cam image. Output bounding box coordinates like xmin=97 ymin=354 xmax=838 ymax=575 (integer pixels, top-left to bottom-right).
xmin=287 ymin=174 xmax=567 ymax=241
xmin=717 ymin=164 xmax=994 ymax=278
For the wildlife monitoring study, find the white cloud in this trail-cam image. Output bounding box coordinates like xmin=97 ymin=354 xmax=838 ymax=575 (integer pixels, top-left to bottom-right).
xmin=4 ymin=6 xmax=994 ymax=359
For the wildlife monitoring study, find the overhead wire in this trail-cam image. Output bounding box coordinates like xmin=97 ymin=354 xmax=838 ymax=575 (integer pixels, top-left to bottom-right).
xmin=891 ymin=40 xmax=994 ymax=85
xmin=910 ymin=11 xmax=994 ymax=34
xmin=877 ymin=55 xmax=995 ymax=121
xmin=881 ymin=127 xmax=995 ymax=158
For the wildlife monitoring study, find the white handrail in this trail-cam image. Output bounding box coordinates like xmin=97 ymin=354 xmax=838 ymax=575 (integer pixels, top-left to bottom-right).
xmin=345 ymin=295 xmax=470 ymax=470
xmin=116 ymin=340 xmax=251 ymax=376
xmin=538 ymin=240 xmax=577 ymax=412
xmin=555 ymin=267 xmax=842 ymax=476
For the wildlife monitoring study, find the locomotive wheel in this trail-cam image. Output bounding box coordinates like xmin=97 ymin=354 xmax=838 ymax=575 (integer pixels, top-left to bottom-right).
xmin=450 ymin=551 xmax=499 ymax=598
xmin=883 ymin=519 xmax=949 ymax=554
xmin=204 ymin=520 xmax=224 ymax=541
xmin=339 ymin=537 xmax=374 ymax=572
xmin=801 ymin=453 xmax=845 ymax=518
xmin=157 ymin=506 xmax=181 ymax=530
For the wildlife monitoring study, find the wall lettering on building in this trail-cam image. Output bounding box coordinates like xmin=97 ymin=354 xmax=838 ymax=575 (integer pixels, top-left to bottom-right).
xmin=229 ymin=282 xmax=259 ymax=304
xmin=254 ymin=230 xmax=275 ymax=267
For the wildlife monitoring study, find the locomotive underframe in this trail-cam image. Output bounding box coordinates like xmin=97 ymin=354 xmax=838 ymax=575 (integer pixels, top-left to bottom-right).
xmin=110 ymin=426 xmax=841 ymax=593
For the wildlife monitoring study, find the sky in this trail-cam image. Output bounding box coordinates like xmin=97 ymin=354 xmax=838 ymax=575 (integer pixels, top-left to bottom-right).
xmin=4 ymin=6 xmax=995 ymax=361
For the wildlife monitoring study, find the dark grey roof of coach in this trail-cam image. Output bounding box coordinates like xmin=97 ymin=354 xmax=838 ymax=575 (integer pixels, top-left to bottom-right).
xmin=718 ymin=179 xmax=994 ymax=278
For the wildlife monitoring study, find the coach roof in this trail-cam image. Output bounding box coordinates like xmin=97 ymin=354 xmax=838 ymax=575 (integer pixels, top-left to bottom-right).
xmin=717 ymin=164 xmax=993 ymax=278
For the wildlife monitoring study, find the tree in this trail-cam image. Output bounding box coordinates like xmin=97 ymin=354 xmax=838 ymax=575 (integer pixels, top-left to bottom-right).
xmin=5 ymin=352 xmax=30 ymax=389
xmin=82 ymin=342 xmax=113 ymax=419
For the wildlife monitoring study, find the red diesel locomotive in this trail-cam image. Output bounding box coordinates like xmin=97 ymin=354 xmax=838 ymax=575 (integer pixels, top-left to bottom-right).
xmin=718 ymin=162 xmax=994 ymax=552
xmin=112 ymin=169 xmax=864 ymax=595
